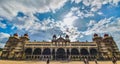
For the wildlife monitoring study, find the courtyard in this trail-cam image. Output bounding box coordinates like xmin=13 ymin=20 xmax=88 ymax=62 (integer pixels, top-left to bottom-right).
xmin=0 ymin=60 xmax=120 ymax=64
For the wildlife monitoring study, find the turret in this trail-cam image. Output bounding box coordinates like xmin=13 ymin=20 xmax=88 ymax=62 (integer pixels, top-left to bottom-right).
xmin=20 ymin=33 xmax=29 ymax=42
xmin=13 ymin=33 xmax=19 ymax=38
xmin=103 ymin=34 xmax=113 ymax=41
xmin=104 ymin=34 xmax=109 ymax=38
xmin=93 ymin=33 xmax=102 ymax=42
xmin=94 ymin=33 xmax=98 ymax=37
xmin=24 ymin=33 xmax=29 ymax=38
xmin=65 ymin=34 xmax=70 ymax=42
xmin=52 ymin=34 xmax=57 ymax=42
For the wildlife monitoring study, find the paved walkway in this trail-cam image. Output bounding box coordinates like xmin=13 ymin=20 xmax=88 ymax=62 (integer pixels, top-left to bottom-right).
xmin=0 ymin=60 xmax=120 ymax=64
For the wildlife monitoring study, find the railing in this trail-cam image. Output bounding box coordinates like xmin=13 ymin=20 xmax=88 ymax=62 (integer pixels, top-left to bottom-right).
xmin=25 ymin=43 xmax=97 ymax=47
xmin=25 ymin=55 xmax=97 ymax=60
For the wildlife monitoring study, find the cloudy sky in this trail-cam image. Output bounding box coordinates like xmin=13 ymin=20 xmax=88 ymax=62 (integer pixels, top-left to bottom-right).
xmin=0 ymin=0 xmax=120 ymax=49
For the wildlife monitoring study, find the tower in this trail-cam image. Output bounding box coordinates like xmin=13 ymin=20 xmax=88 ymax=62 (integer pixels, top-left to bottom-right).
xmin=1 ymin=33 xmax=20 ymax=59
xmin=93 ymin=33 xmax=105 ymax=59
xmin=103 ymin=34 xmax=120 ymax=59
xmin=13 ymin=33 xmax=29 ymax=59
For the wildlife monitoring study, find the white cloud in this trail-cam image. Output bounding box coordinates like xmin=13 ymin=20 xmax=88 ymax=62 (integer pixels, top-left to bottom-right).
xmin=0 ymin=21 xmax=6 ymax=29
xmin=71 ymin=0 xmax=82 ymax=4
xmin=64 ymin=12 xmax=78 ymax=26
xmin=0 ymin=0 xmax=67 ymax=19
xmin=70 ymin=7 xmax=94 ymax=18
xmin=71 ymin=0 xmax=120 ymax=12
xmin=0 ymin=32 xmax=10 ymax=48
xmin=87 ymin=20 xmax=96 ymax=27
xmin=0 ymin=32 xmax=10 ymax=40
xmin=0 ymin=42 xmax=5 ymax=48
xmin=97 ymin=12 xmax=103 ymax=15
xmin=84 ymin=17 xmax=114 ymax=35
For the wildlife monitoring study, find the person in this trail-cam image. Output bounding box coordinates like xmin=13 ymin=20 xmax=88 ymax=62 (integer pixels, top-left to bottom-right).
xmin=94 ymin=59 xmax=98 ymax=64
xmin=84 ymin=58 xmax=89 ymax=64
xmin=112 ymin=57 xmax=117 ymax=64
xmin=47 ymin=59 xmax=50 ymax=64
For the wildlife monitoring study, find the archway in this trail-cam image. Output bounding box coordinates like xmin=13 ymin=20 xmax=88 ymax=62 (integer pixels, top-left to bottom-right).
xmin=42 ymin=48 xmax=51 ymax=55
xmin=33 ymin=48 xmax=41 ymax=55
xmin=71 ymin=48 xmax=79 ymax=55
xmin=25 ymin=48 xmax=32 ymax=55
xmin=56 ymin=48 xmax=66 ymax=60
xmin=90 ymin=48 xmax=97 ymax=55
xmin=80 ymin=48 xmax=89 ymax=55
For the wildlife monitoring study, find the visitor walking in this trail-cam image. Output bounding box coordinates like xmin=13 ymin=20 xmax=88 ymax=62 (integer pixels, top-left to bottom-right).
xmin=83 ymin=58 xmax=89 ymax=64
xmin=47 ymin=59 xmax=50 ymax=64
xmin=94 ymin=58 xmax=98 ymax=64
xmin=112 ymin=57 xmax=117 ymax=64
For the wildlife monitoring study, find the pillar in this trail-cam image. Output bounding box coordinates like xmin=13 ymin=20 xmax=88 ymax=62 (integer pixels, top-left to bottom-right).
xmin=41 ymin=48 xmax=43 ymax=60
xmin=55 ymin=48 xmax=57 ymax=60
xmin=50 ymin=48 xmax=52 ymax=60
xmin=32 ymin=48 xmax=34 ymax=59
xmin=69 ymin=48 xmax=71 ymax=60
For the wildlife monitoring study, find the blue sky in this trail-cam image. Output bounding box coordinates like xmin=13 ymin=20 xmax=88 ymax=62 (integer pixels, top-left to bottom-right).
xmin=0 ymin=0 xmax=120 ymax=49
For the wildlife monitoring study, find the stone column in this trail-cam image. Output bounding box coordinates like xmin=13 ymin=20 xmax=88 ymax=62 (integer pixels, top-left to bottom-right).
xmin=32 ymin=48 xmax=34 ymax=59
xmin=69 ymin=48 xmax=71 ymax=60
xmin=41 ymin=48 xmax=43 ymax=60
xmin=65 ymin=48 xmax=67 ymax=60
xmin=55 ymin=48 xmax=57 ymax=60
xmin=51 ymin=48 xmax=52 ymax=60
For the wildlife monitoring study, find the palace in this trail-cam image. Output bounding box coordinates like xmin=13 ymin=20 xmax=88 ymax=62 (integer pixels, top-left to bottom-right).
xmin=1 ymin=33 xmax=120 ymax=60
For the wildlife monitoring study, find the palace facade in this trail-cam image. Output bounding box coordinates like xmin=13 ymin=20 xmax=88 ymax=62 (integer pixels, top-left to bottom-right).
xmin=1 ymin=33 xmax=120 ymax=60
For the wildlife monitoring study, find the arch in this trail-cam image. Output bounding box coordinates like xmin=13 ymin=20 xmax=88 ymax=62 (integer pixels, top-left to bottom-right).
xmin=33 ymin=48 xmax=41 ymax=55
xmin=56 ymin=48 xmax=66 ymax=59
xmin=80 ymin=48 xmax=89 ymax=55
xmin=90 ymin=48 xmax=97 ymax=55
xmin=25 ymin=48 xmax=32 ymax=55
xmin=42 ymin=48 xmax=51 ymax=55
xmin=71 ymin=48 xmax=79 ymax=55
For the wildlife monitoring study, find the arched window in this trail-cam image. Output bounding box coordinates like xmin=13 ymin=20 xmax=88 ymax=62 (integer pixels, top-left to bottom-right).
xmin=80 ymin=48 xmax=89 ymax=55
xmin=33 ymin=48 xmax=41 ymax=55
xmin=25 ymin=48 xmax=32 ymax=55
xmin=71 ymin=48 xmax=79 ymax=55
xmin=42 ymin=48 xmax=51 ymax=55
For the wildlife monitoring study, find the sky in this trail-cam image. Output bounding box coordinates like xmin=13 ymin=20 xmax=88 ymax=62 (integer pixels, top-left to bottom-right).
xmin=0 ymin=0 xmax=120 ymax=49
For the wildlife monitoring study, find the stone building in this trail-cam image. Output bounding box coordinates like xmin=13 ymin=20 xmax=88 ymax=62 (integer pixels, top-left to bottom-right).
xmin=1 ymin=33 xmax=120 ymax=60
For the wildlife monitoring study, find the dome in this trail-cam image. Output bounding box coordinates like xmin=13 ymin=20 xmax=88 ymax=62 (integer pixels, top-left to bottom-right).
xmin=53 ymin=34 xmax=56 ymax=38
xmin=24 ymin=33 xmax=28 ymax=36
xmin=104 ymin=34 xmax=109 ymax=37
xmin=94 ymin=33 xmax=98 ymax=37
xmin=14 ymin=33 xmax=18 ymax=36
xmin=66 ymin=35 xmax=69 ymax=38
